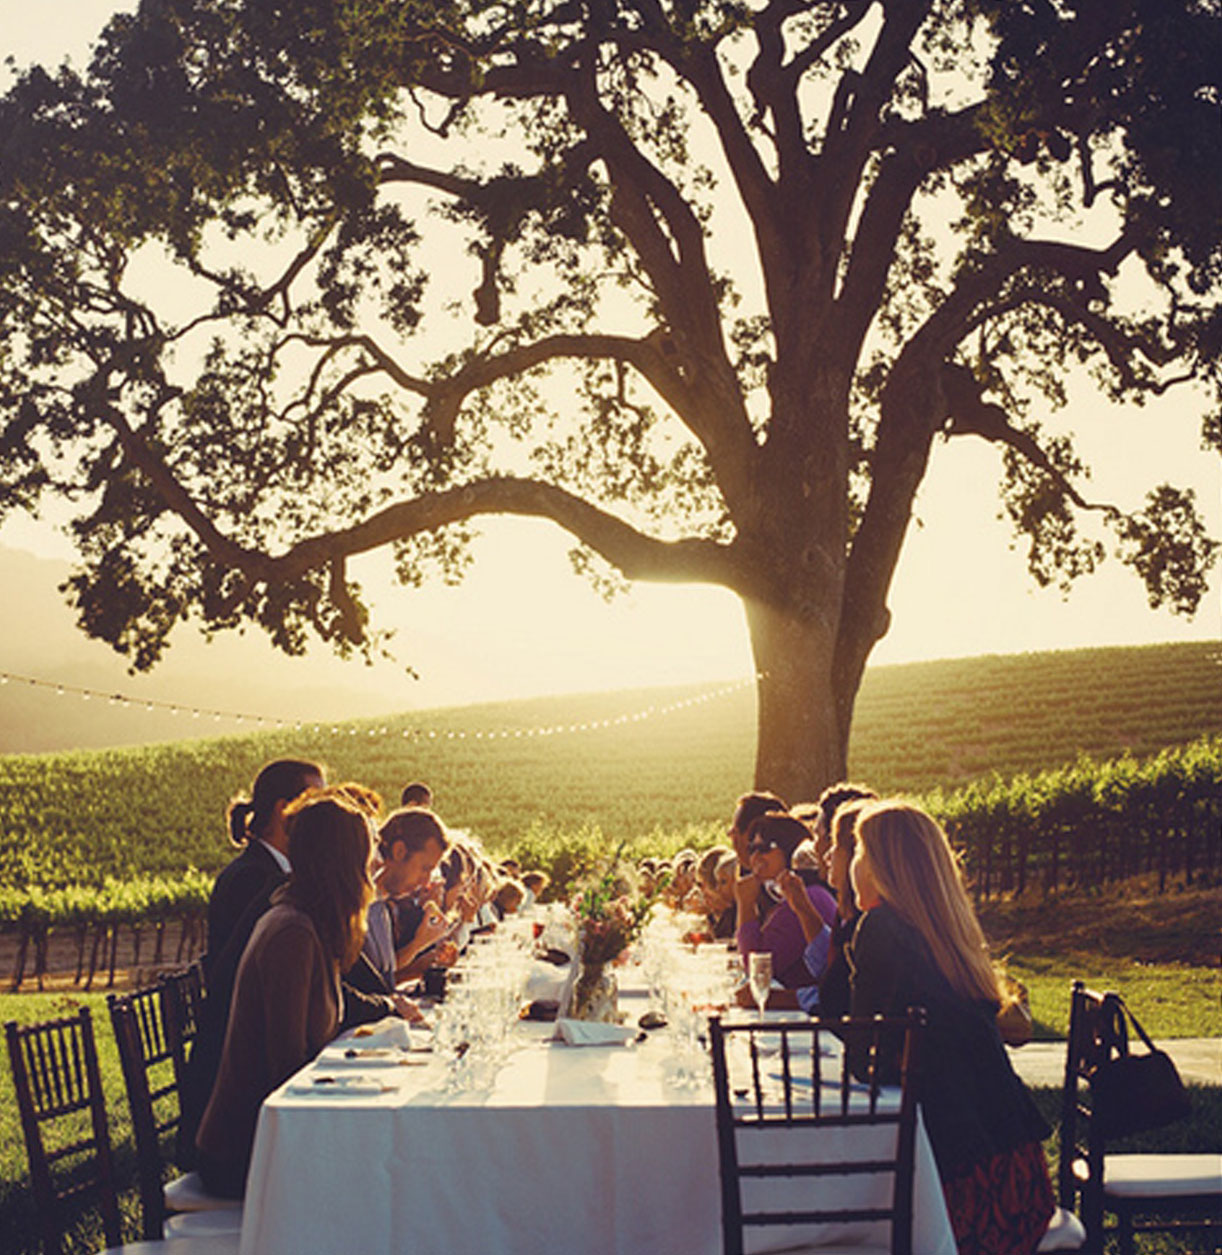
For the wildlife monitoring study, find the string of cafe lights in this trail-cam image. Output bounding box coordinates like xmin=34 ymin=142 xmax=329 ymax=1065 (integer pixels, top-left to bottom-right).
xmin=0 ymin=668 xmax=762 ymax=742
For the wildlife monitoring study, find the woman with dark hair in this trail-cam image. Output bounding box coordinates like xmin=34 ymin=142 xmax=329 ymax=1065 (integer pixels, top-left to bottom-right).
xmin=734 ymin=812 xmax=836 ymax=991
xmin=196 ymin=789 xmax=375 ymax=1198
xmin=726 ymin=789 xmax=787 ymax=869
xmin=848 ymin=800 xmax=1053 ymax=1255
xmin=205 ymin=758 xmax=324 ymax=976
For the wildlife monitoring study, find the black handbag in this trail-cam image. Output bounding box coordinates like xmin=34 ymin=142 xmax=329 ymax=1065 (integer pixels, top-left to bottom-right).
xmin=1089 ymin=996 xmax=1191 ymax=1139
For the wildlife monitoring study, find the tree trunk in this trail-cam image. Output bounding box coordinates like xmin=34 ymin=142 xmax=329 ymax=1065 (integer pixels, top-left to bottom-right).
xmin=744 ymin=597 xmax=848 ymax=804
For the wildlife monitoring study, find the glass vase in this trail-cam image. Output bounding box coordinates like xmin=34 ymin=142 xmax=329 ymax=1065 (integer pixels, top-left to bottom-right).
xmin=568 ymin=959 xmax=620 ymax=1023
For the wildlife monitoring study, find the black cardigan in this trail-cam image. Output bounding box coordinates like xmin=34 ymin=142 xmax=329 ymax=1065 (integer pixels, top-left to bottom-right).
xmin=847 ymin=901 xmax=1049 ymax=1181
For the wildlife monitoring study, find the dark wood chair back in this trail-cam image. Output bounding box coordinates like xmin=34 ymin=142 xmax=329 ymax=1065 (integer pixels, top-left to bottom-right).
xmin=4 ymin=1006 xmax=124 ymax=1255
xmin=160 ymin=960 xmax=205 ymax=1095
xmin=709 ymin=1010 xmax=923 ymax=1255
xmin=108 ymin=986 xmax=180 ymax=1239
xmin=1060 ymin=979 xmax=1219 ymax=1254
xmin=1057 ymin=980 xmax=1125 ymax=1230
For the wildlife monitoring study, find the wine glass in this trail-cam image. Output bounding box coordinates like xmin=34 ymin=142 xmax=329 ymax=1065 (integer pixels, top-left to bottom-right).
xmin=748 ymin=951 xmax=772 ymax=1021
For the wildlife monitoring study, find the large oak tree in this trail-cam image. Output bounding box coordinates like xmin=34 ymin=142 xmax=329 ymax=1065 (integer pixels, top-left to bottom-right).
xmin=1 ymin=0 xmax=1219 ymax=799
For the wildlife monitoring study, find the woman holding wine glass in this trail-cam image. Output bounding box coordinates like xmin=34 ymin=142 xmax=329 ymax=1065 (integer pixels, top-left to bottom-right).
xmin=734 ymin=812 xmax=837 ymax=1000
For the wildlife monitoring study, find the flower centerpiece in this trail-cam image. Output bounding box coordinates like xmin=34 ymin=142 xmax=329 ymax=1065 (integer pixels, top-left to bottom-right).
xmin=565 ymin=856 xmax=656 ymax=1023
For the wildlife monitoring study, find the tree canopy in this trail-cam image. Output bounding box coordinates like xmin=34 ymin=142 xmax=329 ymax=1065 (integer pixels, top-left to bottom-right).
xmin=1 ymin=0 xmax=1219 ymax=798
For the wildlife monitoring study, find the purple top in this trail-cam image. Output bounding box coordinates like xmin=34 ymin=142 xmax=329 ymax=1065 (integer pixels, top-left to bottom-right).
xmin=737 ymin=884 xmax=837 ymax=989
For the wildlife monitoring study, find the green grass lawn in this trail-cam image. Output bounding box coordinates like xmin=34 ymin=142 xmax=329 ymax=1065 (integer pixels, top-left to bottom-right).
xmin=977 ymin=879 xmax=1222 ymax=1039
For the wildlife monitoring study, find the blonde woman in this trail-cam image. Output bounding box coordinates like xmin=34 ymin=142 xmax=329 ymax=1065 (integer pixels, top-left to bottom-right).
xmin=196 ymin=789 xmax=376 ymax=1197
xmin=849 ymin=800 xmax=1053 ymax=1255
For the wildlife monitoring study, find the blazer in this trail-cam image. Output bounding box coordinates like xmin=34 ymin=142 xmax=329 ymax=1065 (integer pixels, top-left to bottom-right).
xmin=204 ymin=840 xmax=285 ymax=980
xmin=847 ymin=901 xmax=1049 ymax=1181
xmin=196 ymin=903 xmax=341 ymax=1191
xmin=180 ymin=878 xmax=394 ymax=1168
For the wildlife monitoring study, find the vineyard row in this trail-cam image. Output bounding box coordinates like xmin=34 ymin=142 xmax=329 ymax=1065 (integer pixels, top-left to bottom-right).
xmin=3 ymin=736 xmax=1219 ymax=990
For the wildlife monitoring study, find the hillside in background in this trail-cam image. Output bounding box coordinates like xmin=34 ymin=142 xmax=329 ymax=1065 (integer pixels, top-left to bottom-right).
xmin=849 ymin=639 xmax=1222 ymax=787
xmin=0 ymin=546 xmax=417 ymax=752
xmin=0 ymin=640 xmax=1218 ymax=881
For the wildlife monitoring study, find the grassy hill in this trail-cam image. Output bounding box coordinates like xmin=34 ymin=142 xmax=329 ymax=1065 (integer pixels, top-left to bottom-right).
xmin=0 ymin=640 xmax=1219 ymax=888
xmin=849 ymin=640 xmax=1222 ymax=787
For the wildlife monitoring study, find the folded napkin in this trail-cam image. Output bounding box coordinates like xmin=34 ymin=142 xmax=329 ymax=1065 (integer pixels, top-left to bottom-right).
xmin=286 ymin=1072 xmax=390 ymax=1096
xmin=342 ymin=1018 xmax=415 ymax=1051
xmin=555 ymin=1018 xmax=637 ymax=1047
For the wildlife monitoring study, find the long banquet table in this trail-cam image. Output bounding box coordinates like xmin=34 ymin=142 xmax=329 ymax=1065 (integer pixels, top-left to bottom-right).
xmin=239 ymin=999 xmax=956 ymax=1255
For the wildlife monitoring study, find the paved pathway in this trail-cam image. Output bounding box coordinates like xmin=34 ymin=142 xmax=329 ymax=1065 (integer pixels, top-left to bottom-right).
xmin=1008 ymin=1037 xmax=1222 ymax=1087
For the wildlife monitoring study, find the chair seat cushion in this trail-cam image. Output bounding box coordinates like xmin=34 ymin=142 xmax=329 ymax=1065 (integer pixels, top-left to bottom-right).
xmin=1089 ymin=1153 xmax=1222 ymax=1199
xmin=1036 ymin=1206 xmax=1087 ymax=1252
xmin=99 ymin=1237 xmax=240 ymax=1255
xmin=166 ymin=1208 xmax=244 ymax=1238
xmin=165 ymin=1170 xmax=245 ymax=1213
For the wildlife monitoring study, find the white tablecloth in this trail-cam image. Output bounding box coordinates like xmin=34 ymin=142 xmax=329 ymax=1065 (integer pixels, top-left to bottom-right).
xmin=239 ymin=1011 xmax=955 ymax=1255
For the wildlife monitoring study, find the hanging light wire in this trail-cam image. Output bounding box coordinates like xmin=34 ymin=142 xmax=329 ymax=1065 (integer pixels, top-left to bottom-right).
xmin=0 ymin=668 xmax=762 ymax=742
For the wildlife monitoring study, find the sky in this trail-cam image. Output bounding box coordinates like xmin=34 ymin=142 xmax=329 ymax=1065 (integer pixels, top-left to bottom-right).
xmin=1 ymin=2 xmax=1218 ymax=723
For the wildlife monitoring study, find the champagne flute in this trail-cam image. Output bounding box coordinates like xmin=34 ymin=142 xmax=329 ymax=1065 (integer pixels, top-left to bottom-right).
xmin=748 ymin=951 xmax=772 ymax=1021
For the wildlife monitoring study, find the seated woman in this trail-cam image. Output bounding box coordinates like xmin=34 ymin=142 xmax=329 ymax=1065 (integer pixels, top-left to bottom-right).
xmin=779 ymin=795 xmax=873 ymax=1015
xmin=195 ymin=788 xmax=375 ymax=1198
xmin=811 ymin=781 xmax=877 ymax=879
xmin=666 ymin=848 xmax=699 ymax=909
xmin=735 ymin=812 xmax=837 ymax=993
xmin=695 ymin=845 xmax=737 ymax=940
xmin=726 ymin=790 xmax=787 ymax=871
xmin=848 ymin=799 xmax=1053 ymax=1255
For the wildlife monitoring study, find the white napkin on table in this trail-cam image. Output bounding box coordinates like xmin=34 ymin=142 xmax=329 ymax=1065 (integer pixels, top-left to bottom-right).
xmin=285 ymin=1072 xmax=390 ymax=1095
xmin=555 ymin=1018 xmax=637 ymax=1047
xmin=341 ymin=1018 xmax=414 ymax=1051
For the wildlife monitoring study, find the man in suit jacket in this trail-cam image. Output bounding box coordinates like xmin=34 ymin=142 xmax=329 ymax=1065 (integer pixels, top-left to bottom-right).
xmin=203 ymin=759 xmax=324 ymax=979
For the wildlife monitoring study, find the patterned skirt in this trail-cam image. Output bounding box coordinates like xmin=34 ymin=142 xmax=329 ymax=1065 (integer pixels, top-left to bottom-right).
xmin=941 ymin=1139 xmax=1055 ymax=1255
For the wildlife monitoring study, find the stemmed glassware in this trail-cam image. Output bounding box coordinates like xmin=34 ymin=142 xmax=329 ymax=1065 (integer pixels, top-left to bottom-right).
xmin=433 ymin=923 xmax=533 ymax=1091
xmin=748 ymin=951 xmax=772 ymax=1022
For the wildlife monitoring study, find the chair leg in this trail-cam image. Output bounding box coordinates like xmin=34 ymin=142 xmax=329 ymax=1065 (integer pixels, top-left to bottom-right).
xmin=1116 ymin=1210 xmax=1134 ymax=1255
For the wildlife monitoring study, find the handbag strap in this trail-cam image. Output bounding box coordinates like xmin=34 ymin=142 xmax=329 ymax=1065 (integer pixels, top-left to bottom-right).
xmin=1115 ymin=995 xmax=1158 ymax=1054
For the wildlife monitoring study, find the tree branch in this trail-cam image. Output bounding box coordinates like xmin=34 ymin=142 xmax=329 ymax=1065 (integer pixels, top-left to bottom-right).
xmin=939 ymin=362 xmax=1112 ymax=513
xmin=962 ymin=283 xmax=1180 ymax=390
xmin=183 ymin=215 xmax=340 ymax=326
xmin=95 ymin=386 xmax=736 ymax=627
xmin=97 ymin=401 xmax=270 ymax=580
xmin=901 ymin=229 xmax=1141 ymax=368
xmin=817 ymin=0 xmax=931 ymax=255
xmin=375 ymin=153 xmax=482 ymax=200
xmin=273 ymin=476 xmax=734 ymax=590
xmin=835 ymin=103 xmax=988 ymax=356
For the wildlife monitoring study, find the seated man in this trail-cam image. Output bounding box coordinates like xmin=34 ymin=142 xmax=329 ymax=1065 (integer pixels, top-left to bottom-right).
xmin=520 ymin=868 xmax=549 ymax=911
xmin=367 ymin=807 xmax=459 ymax=982
xmin=400 ymin=780 xmax=433 ymax=808
xmin=492 ymin=877 xmax=526 ymax=920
